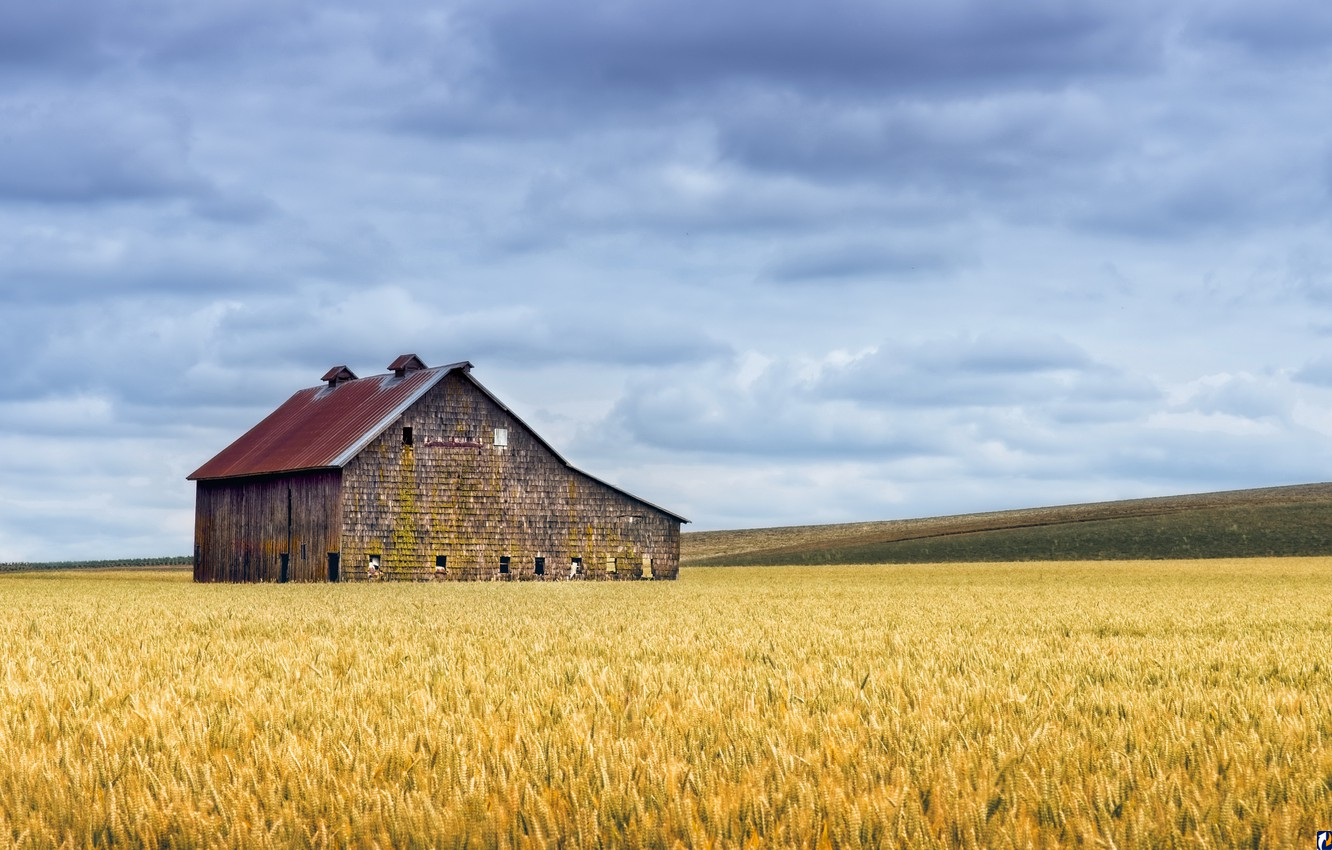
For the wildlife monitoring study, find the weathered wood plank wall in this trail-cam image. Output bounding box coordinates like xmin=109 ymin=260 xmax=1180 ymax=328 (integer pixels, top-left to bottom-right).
xmin=194 ymin=470 xmax=343 ymax=582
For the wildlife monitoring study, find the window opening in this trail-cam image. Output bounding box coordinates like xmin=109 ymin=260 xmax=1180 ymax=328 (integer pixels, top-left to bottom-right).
xmin=499 ymin=555 xmax=511 ymax=575
xmin=301 ymin=542 xmax=307 ymax=561
xmin=279 ymin=553 xmax=290 ymax=584
xmin=534 ymin=556 xmax=545 ymax=576
xmin=570 ymin=557 xmax=582 ymax=578
xmin=493 ymin=427 xmax=508 ymax=447
xmin=606 ymin=554 xmax=617 ymax=574
xmin=367 ymin=554 xmax=382 ymax=581
xmin=328 ymin=553 xmax=340 ymax=582
xmin=643 ymin=555 xmax=653 ymax=578
xmin=403 ymin=426 xmax=413 ymax=446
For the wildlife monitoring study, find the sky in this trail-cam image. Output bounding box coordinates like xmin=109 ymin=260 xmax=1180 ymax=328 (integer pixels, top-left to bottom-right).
xmin=3 ymin=0 xmax=1332 ymax=560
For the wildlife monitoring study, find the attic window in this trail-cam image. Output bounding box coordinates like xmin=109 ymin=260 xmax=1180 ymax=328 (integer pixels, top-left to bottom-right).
xmin=403 ymin=426 xmax=413 ymax=446
xmin=493 ymin=428 xmax=508 ymax=447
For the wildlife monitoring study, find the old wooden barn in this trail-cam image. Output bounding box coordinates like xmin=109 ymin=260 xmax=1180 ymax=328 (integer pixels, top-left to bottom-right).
xmin=188 ymin=355 xmax=686 ymax=582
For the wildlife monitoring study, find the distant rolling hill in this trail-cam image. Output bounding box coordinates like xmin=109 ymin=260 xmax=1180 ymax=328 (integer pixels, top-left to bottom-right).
xmin=682 ymin=483 xmax=1332 ymax=566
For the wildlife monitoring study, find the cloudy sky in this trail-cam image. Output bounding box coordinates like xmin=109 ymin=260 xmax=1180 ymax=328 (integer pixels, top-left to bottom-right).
xmin=4 ymin=0 xmax=1332 ymax=560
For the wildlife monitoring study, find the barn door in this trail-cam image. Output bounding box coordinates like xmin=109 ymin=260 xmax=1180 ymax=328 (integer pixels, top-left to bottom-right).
xmin=283 ymin=486 xmax=293 ymax=582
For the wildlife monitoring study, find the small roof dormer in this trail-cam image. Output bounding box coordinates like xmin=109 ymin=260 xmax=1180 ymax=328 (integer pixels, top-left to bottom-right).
xmin=321 ymin=365 xmax=358 ymax=387
xmin=388 ymin=354 xmax=427 ymax=377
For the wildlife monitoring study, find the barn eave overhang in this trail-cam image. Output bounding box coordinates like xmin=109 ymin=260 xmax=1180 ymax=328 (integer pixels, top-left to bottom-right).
xmin=189 ymin=465 xmax=340 ymax=483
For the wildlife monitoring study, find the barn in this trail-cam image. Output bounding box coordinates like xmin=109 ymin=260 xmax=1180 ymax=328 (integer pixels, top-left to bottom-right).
xmin=187 ymin=355 xmax=686 ymax=582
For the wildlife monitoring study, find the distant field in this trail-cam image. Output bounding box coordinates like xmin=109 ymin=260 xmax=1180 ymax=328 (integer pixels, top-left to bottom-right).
xmin=0 ymin=556 xmax=191 ymax=574
xmin=683 ymin=482 xmax=1332 ymax=565
xmin=2 ymin=562 xmax=1330 ymax=847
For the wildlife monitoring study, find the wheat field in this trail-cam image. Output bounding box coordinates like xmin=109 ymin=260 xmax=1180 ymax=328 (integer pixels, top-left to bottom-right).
xmin=2 ymin=560 xmax=1331 ymax=848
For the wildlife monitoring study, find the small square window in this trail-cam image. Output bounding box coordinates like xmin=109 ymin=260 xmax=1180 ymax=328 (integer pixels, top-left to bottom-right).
xmin=493 ymin=427 xmax=508 ymax=447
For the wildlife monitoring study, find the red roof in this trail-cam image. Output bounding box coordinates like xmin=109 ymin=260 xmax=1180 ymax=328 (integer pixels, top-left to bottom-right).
xmin=188 ymin=362 xmax=469 ymax=480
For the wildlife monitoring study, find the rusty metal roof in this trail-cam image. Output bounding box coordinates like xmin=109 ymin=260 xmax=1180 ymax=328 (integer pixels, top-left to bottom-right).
xmin=188 ymin=362 xmax=471 ymax=480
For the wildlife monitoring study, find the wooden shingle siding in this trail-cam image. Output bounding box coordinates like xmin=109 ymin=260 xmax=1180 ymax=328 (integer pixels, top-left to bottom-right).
xmin=194 ymin=470 xmax=342 ymax=582
xmin=339 ymin=372 xmax=679 ymax=580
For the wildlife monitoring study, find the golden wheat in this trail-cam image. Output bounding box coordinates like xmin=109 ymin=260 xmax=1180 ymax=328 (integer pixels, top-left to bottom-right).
xmin=1 ymin=560 xmax=1330 ymax=848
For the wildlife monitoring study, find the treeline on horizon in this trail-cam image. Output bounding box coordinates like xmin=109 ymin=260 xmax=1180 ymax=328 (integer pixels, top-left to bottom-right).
xmin=0 ymin=556 xmax=192 ymax=573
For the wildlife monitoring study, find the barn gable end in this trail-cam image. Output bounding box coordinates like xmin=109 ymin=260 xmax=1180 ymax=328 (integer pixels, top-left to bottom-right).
xmin=340 ymin=370 xmax=680 ymax=580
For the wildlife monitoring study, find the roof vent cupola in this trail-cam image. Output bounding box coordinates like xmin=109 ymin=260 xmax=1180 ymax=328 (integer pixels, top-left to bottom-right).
xmin=321 ymin=366 xmax=357 ymax=387
xmin=388 ymin=354 xmax=428 ymax=377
